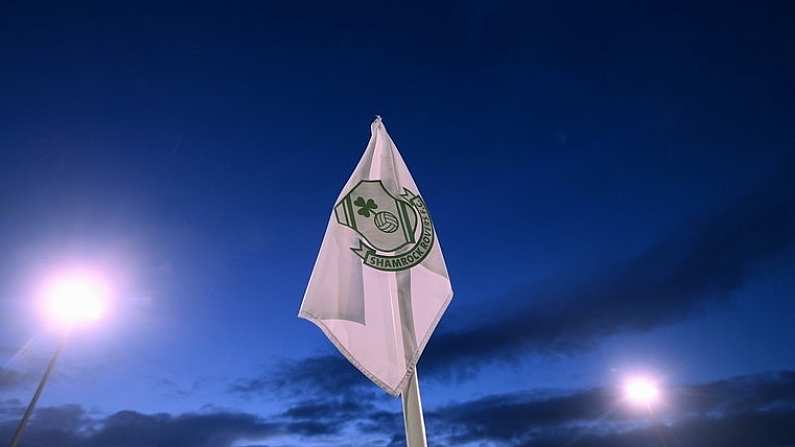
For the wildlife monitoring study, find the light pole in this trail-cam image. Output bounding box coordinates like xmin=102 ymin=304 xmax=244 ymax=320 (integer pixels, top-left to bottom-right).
xmin=6 ymin=270 xmax=108 ymax=447
xmin=7 ymin=338 xmax=65 ymax=447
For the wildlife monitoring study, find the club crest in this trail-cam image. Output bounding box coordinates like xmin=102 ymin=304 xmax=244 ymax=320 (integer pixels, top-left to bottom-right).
xmin=335 ymin=180 xmax=435 ymax=271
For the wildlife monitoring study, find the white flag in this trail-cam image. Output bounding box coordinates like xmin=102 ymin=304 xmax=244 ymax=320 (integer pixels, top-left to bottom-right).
xmin=299 ymin=117 xmax=453 ymax=396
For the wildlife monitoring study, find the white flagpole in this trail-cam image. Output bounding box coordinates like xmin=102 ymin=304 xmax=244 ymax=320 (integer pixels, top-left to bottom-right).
xmin=401 ymin=369 xmax=428 ymax=447
xmin=395 ymin=269 xmax=428 ymax=447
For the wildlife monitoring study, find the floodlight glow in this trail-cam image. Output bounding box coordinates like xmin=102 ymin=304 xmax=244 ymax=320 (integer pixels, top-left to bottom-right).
xmin=623 ymin=376 xmax=660 ymax=407
xmin=41 ymin=271 xmax=108 ymax=327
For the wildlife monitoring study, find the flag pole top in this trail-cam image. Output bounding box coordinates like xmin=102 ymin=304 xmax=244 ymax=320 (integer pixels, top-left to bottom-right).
xmin=371 ymin=115 xmax=384 ymax=133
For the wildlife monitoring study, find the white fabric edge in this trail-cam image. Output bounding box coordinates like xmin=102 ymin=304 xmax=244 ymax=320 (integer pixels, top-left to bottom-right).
xmin=298 ymin=286 xmax=454 ymax=397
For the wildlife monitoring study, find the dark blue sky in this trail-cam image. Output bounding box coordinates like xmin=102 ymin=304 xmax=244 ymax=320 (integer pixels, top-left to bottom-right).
xmin=1 ymin=2 xmax=794 ymax=446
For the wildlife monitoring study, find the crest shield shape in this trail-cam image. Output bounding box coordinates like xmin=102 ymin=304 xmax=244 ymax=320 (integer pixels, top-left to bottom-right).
xmin=335 ymin=180 xmax=418 ymax=252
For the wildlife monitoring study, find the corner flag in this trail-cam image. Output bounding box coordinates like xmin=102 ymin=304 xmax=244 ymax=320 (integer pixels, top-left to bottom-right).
xmin=299 ymin=117 xmax=453 ymax=400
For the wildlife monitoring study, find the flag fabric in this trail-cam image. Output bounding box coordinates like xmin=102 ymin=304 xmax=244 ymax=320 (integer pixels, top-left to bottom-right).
xmin=299 ymin=117 xmax=453 ymax=396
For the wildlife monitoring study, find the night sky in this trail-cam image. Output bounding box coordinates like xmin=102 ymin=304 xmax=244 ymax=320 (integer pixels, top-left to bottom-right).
xmin=1 ymin=2 xmax=794 ymax=446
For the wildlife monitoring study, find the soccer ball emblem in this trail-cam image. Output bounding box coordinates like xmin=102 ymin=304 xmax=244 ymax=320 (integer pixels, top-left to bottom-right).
xmin=374 ymin=211 xmax=399 ymax=233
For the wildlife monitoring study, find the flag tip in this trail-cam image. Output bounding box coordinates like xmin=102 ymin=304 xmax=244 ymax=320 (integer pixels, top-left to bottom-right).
xmin=371 ymin=115 xmax=384 ymax=132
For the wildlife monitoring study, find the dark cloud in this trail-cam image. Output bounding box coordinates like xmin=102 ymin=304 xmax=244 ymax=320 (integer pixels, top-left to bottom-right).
xmin=284 ymin=420 xmax=337 ymax=437
xmin=427 ymin=370 xmax=795 ymax=446
xmin=227 ymin=355 xmax=401 ymax=440
xmin=0 ymin=405 xmax=89 ymax=447
xmin=0 ymin=406 xmax=281 ymax=447
xmin=676 ymin=370 xmax=795 ymax=416
xmin=92 ymin=411 xmax=280 ymax=447
xmin=518 ymin=410 xmax=795 ymax=447
xmin=426 ymin=389 xmax=615 ymax=443
xmin=0 ymin=388 xmax=395 ymax=446
xmin=353 ymin=408 xmax=405 ymax=441
xmin=277 ymin=394 xmax=380 ymax=437
xmin=229 ymin=354 xmax=379 ymax=400
xmin=281 ymin=396 xmax=373 ymax=421
xmin=3 ymin=371 xmax=795 ymax=446
xmin=228 ymin=367 xmax=795 ymax=446
xmin=30 ymin=404 xmax=90 ymax=433
xmin=422 ymin=173 xmax=795 ymax=376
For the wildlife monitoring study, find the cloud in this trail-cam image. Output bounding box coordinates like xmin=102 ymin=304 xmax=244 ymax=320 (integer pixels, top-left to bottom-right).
xmin=281 ymin=397 xmax=373 ymax=421
xmin=227 ymin=355 xmax=403 ymax=443
xmin=230 ymin=357 xmax=403 ymax=440
xmin=421 ymin=173 xmax=795 ymax=376
xmin=91 ymin=411 xmax=281 ymax=447
xmin=0 ymin=385 xmax=395 ymax=447
xmin=516 ymin=410 xmax=795 ymax=447
xmin=0 ymin=404 xmax=84 ymax=447
xmin=0 ymin=406 xmax=282 ymax=447
xmin=277 ymin=394 xmax=381 ymax=437
xmin=426 ymin=389 xmax=614 ymax=443
xmin=3 ymin=371 xmax=795 ymax=446
xmin=427 ymin=370 xmax=795 ymax=446
xmin=225 ymin=359 xmax=795 ymax=446
xmin=229 ymin=355 xmax=378 ymax=400
xmin=674 ymin=370 xmax=795 ymax=416
xmin=30 ymin=404 xmax=90 ymax=432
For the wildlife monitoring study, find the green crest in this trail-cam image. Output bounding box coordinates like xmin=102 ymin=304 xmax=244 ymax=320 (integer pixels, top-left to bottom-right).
xmin=335 ymin=180 xmax=435 ymax=271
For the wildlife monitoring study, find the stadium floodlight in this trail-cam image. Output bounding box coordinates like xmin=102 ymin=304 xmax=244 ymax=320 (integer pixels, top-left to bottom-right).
xmin=623 ymin=375 xmax=661 ymax=408
xmin=7 ymin=268 xmax=111 ymax=447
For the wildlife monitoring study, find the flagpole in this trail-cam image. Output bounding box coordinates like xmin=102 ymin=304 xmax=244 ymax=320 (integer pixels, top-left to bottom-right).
xmin=401 ymin=369 xmax=428 ymax=447
xmin=373 ymin=115 xmax=428 ymax=447
xmin=395 ymin=269 xmax=428 ymax=447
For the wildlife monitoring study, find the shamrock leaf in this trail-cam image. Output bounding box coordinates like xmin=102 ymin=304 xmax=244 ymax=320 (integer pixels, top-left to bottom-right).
xmin=354 ymin=196 xmax=378 ymax=217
